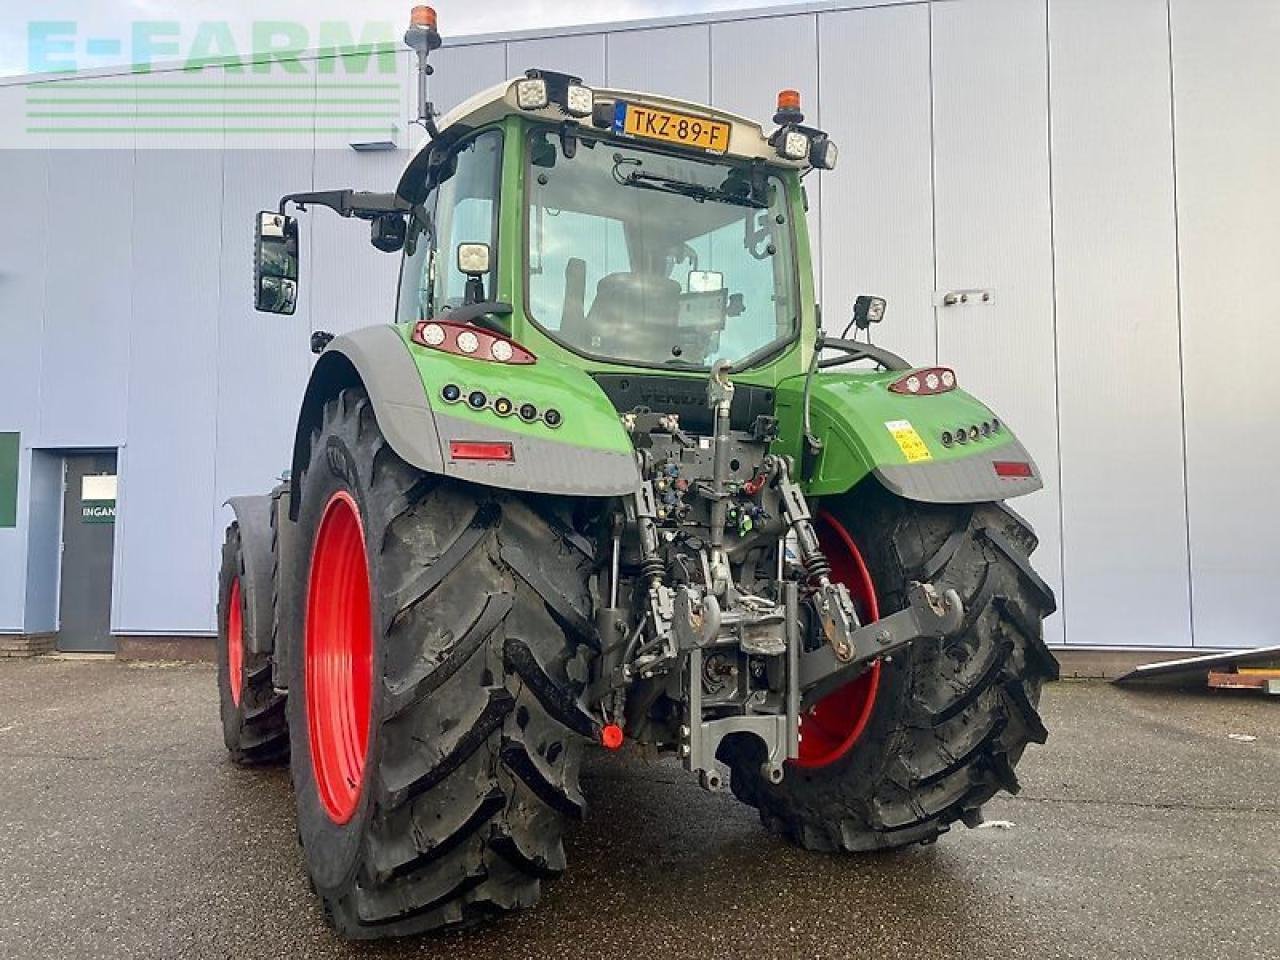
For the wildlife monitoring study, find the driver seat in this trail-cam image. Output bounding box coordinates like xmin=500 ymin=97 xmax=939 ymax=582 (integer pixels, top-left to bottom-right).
xmin=577 ymin=272 xmax=682 ymax=359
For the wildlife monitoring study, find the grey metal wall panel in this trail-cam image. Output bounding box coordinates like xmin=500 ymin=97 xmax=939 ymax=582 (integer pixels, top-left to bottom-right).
xmin=403 ymin=44 xmax=511 ymax=158
xmin=931 ymin=0 xmax=1063 ymax=644
xmin=606 ymin=25 xmax=711 ymax=102
xmin=38 ymin=149 xmax=134 ymax=447
xmin=22 ymin=450 xmax=62 ymax=634
xmin=1171 ymin=0 xmax=1280 ymax=648
xmin=506 ymin=34 xmax=607 ymax=85
xmin=313 ymin=50 xmax=406 ymax=332
xmin=311 ymin=147 xmax=406 ymax=338
xmin=114 ymin=149 xmax=223 ymax=633
xmin=313 ymin=49 xmax=404 ymax=345
xmin=426 ymin=43 xmax=511 ymax=117
xmin=214 ymin=144 xmax=316 ymax=613
xmin=0 ymin=86 xmax=50 ymax=629
xmin=313 ymin=54 xmax=408 ymax=354
xmin=710 ymin=14 xmax=822 ymax=287
xmin=817 ymin=5 xmax=935 ymax=358
xmin=1050 ymin=0 xmax=1190 ymax=647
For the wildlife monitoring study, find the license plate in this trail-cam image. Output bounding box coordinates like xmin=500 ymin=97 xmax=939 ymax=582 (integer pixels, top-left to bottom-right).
xmin=613 ymin=103 xmax=731 ymax=155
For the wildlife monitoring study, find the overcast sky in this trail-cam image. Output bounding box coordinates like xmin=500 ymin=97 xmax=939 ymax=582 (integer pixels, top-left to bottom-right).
xmin=3 ymin=0 xmax=811 ymax=77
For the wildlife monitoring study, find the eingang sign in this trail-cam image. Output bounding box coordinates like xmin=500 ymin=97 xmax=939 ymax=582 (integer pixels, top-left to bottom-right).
xmin=81 ymin=474 xmax=117 ymax=525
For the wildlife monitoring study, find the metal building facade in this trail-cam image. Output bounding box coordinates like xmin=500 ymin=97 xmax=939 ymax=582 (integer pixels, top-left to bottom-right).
xmin=0 ymin=0 xmax=1275 ymax=650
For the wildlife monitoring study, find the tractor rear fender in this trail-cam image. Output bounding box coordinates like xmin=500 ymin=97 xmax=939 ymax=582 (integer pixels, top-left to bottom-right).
xmin=774 ymin=369 xmax=1043 ymax=504
xmin=289 ymin=324 xmax=639 ymax=518
xmin=224 ymin=493 xmax=278 ymax=656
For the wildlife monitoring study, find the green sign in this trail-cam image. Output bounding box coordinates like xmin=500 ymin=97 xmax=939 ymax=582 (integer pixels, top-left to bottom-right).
xmin=82 ymin=500 xmax=116 ymax=524
xmin=0 ymin=433 xmax=17 ymax=529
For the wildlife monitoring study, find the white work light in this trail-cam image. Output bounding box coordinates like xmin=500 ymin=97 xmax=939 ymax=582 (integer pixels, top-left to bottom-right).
xmin=811 ymin=138 xmax=839 ymax=171
xmin=515 ymin=78 xmax=550 ymax=111
xmin=456 ymin=243 xmax=491 ymax=276
xmin=780 ymin=129 xmax=810 ymax=161
xmin=565 ymin=84 xmax=594 ymax=118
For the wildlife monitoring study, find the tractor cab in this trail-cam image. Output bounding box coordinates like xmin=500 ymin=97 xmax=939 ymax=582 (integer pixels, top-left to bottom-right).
xmin=390 ymin=71 xmax=835 ymax=385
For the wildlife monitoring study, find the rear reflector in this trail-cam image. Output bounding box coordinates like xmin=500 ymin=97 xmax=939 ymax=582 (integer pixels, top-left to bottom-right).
xmin=600 ymin=724 xmax=624 ymax=750
xmin=449 ymin=441 xmax=514 ymax=462
xmin=993 ymin=460 xmax=1034 ymax=479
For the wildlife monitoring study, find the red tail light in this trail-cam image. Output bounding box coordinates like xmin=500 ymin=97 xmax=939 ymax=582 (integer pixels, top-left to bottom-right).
xmin=889 ymin=367 xmax=957 ymax=396
xmin=412 ymin=320 xmax=536 ymax=365
xmin=449 ymin=441 xmax=515 ymax=462
xmin=993 ymin=460 xmax=1034 ymax=479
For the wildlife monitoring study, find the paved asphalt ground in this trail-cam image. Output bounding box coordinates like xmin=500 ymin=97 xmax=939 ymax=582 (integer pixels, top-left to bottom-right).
xmin=1 ymin=660 xmax=1276 ymax=960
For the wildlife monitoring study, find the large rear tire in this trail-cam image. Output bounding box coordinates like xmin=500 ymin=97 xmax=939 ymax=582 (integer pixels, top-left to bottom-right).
xmin=287 ymin=388 xmax=597 ymax=939
xmin=216 ymin=522 xmax=289 ymax=765
xmin=724 ymin=482 xmax=1059 ymax=851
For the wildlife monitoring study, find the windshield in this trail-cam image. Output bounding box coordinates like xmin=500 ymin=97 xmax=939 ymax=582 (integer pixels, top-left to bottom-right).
xmin=526 ymin=130 xmax=799 ymax=369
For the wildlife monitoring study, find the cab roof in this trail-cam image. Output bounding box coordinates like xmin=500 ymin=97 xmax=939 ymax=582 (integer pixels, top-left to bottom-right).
xmin=398 ymin=76 xmax=806 ymax=196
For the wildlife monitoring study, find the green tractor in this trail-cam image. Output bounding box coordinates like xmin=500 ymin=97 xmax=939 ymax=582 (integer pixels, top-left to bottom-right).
xmin=217 ymin=7 xmax=1058 ymax=940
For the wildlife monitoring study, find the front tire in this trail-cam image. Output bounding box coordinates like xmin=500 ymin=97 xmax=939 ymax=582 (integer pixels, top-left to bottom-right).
xmin=725 ymin=483 xmax=1059 ymax=851
xmin=216 ymin=522 xmax=289 ymax=765
xmin=288 ymin=388 xmax=597 ymax=939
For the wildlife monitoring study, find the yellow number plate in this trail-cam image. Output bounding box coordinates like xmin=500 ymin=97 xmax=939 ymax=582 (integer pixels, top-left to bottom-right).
xmin=885 ymin=420 xmax=933 ymax=463
xmin=615 ymin=103 xmax=731 ymax=155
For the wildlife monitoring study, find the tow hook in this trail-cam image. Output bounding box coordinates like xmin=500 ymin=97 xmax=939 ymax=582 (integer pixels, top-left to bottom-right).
xmin=798 ymin=581 xmax=965 ymax=708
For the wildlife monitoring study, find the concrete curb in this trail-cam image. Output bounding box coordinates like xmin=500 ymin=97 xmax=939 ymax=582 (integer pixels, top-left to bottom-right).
xmin=1052 ymin=648 xmax=1214 ymax=681
xmin=115 ymin=636 xmax=217 ymax=664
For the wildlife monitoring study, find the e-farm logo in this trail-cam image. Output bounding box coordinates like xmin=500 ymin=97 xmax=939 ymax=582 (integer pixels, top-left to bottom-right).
xmin=21 ymin=20 xmax=405 ymax=146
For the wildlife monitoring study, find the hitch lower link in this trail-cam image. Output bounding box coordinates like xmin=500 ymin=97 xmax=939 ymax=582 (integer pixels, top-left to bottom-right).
xmin=797 ymin=581 xmax=965 ymax=709
xmin=767 ymin=454 xmax=965 ymax=698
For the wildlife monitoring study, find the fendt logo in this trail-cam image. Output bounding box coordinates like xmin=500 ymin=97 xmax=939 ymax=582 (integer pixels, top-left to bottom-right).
xmin=16 ymin=20 xmax=403 ymax=148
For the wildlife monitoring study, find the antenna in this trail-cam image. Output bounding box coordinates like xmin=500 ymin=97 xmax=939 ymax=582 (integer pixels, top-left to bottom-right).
xmin=404 ymin=6 xmax=443 ymax=138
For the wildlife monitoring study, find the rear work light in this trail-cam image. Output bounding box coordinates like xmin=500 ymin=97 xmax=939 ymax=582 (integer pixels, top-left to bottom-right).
xmin=889 ymin=367 xmax=957 ymax=396
xmin=412 ymin=321 xmax=536 ymax=365
xmin=993 ymin=461 xmax=1034 ymax=479
xmin=449 ymin=441 xmax=515 ymax=462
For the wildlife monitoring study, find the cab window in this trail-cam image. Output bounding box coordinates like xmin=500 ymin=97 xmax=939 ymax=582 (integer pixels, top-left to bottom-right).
xmin=397 ymin=129 xmax=504 ymax=323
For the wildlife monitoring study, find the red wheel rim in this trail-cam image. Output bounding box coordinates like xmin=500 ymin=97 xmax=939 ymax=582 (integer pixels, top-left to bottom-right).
xmin=794 ymin=511 xmax=883 ymax=769
xmin=227 ymin=577 xmax=244 ymax=707
xmin=305 ymin=491 xmax=374 ymax=825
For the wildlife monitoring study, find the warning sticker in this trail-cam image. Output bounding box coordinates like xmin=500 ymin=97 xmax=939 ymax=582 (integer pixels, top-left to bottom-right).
xmin=885 ymin=420 xmax=932 ymax=463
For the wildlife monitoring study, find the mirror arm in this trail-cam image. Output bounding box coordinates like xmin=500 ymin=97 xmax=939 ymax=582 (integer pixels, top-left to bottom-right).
xmin=279 ymin=190 xmax=410 ymax=221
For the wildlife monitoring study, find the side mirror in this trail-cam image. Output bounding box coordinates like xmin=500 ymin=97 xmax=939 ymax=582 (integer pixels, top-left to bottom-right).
xmin=371 ymin=213 xmax=406 ymax=253
xmin=254 ymin=211 xmax=299 ymax=315
xmin=457 ymin=242 xmax=491 ymax=304
xmin=852 ymin=295 xmax=887 ymax=331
